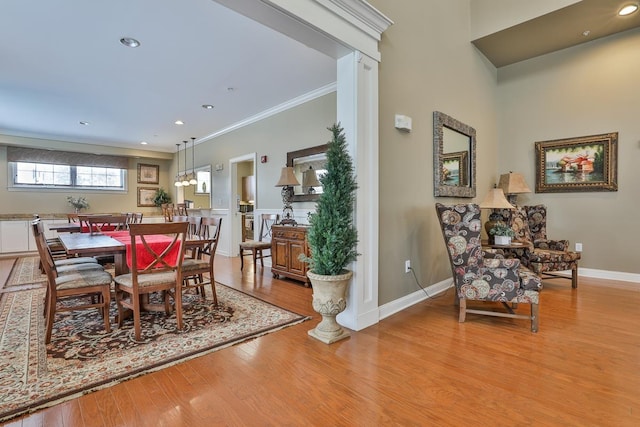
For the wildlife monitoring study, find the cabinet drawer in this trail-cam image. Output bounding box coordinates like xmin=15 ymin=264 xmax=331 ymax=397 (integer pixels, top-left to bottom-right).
xmin=273 ymin=229 xmax=306 ymax=240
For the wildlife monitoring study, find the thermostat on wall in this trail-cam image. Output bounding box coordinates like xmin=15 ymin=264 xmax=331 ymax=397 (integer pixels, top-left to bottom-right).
xmin=395 ymin=114 xmax=412 ymax=132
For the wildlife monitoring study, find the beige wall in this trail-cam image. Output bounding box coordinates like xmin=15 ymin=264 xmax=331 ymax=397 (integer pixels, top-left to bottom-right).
xmin=183 ymin=92 xmax=336 ymax=213
xmin=370 ymin=0 xmax=499 ymax=305
xmin=0 ymin=138 xmax=172 ymax=216
xmin=0 ymin=93 xmax=336 ymax=218
xmin=496 ymin=27 xmax=640 ymax=273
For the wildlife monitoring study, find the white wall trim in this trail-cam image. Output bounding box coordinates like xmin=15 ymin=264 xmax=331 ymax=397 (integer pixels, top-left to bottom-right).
xmin=379 ymin=278 xmax=453 ymax=321
xmin=577 ymin=268 xmax=640 ymax=284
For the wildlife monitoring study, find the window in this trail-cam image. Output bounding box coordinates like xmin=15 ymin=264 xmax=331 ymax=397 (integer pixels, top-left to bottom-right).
xmin=11 ymin=162 xmax=126 ymax=190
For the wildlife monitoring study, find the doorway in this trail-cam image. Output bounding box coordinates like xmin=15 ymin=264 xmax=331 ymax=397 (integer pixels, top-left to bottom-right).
xmin=229 ymin=153 xmax=256 ymax=256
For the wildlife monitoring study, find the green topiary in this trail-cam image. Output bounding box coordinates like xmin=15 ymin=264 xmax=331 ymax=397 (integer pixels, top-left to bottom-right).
xmin=303 ymin=123 xmax=358 ymax=276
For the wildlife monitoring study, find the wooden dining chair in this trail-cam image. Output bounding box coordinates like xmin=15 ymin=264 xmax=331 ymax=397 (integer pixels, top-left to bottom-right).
xmin=182 ymin=216 xmax=222 ymax=305
xmin=33 ymin=220 xmax=114 ymax=344
xmin=175 ymin=203 xmax=188 ymax=216
xmin=239 ymin=213 xmax=279 ymax=272
xmin=113 ymin=222 xmax=188 ymax=341
xmin=162 ymin=204 xmax=174 ymax=222
xmin=85 ymin=214 xmax=127 ymax=235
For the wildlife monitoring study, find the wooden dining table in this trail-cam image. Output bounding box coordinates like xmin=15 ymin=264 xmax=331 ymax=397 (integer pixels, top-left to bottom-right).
xmin=57 ymin=231 xmax=214 ymax=276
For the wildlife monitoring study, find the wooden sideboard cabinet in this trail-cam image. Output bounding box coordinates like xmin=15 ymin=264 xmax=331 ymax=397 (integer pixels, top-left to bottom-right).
xmin=271 ymin=225 xmax=310 ymax=286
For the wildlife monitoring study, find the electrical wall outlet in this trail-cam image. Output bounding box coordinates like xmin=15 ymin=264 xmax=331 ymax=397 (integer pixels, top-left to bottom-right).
xmin=405 ymin=260 xmax=411 ymax=273
xmin=575 ymin=243 xmax=583 ymax=252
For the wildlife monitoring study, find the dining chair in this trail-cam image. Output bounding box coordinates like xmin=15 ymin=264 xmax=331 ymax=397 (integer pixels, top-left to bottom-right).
xmin=113 ymin=222 xmax=188 ymax=341
xmin=33 ymin=220 xmax=113 ymax=344
xmin=182 ymin=216 xmax=222 ymax=305
xmin=239 ymin=213 xmax=279 ymax=272
xmin=187 ymin=216 xmax=201 ymax=238
xmin=162 ymin=203 xmax=174 ymax=222
xmin=84 ymin=214 xmax=127 ymax=235
xmin=175 ymin=203 xmax=188 ymax=216
xmin=32 ymin=220 xmax=102 ymax=272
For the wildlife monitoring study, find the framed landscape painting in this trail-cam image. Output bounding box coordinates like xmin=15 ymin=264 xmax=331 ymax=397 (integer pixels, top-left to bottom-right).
xmin=535 ymin=132 xmax=618 ymax=193
xmin=137 ymin=163 xmax=159 ymax=184
xmin=137 ymin=187 xmax=157 ymax=207
xmin=441 ymin=150 xmax=468 ymax=187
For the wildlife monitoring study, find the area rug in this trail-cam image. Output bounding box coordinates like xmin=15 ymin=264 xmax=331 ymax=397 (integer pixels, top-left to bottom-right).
xmin=2 ymin=256 xmax=46 ymax=291
xmin=0 ymin=284 xmax=309 ymax=422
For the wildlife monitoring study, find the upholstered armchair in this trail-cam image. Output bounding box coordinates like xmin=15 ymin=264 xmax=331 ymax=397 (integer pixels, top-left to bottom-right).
xmin=497 ymin=205 xmax=581 ymax=288
xmin=435 ymin=203 xmax=542 ymax=332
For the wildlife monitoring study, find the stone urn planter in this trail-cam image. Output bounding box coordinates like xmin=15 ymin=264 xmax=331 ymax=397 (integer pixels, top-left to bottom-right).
xmin=307 ymin=270 xmax=352 ymax=344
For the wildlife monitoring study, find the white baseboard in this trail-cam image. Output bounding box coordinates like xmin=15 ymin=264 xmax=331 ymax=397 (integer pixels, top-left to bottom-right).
xmin=377 ymin=267 xmax=640 ymax=322
xmin=378 ymin=278 xmax=453 ymax=321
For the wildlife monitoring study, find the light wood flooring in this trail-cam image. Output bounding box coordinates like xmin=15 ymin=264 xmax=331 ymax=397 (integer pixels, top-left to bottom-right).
xmin=1 ymin=256 xmax=639 ymax=426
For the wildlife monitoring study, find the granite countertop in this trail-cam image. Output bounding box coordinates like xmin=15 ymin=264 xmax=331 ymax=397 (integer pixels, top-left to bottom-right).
xmin=0 ymin=213 xmax=163 ymax=220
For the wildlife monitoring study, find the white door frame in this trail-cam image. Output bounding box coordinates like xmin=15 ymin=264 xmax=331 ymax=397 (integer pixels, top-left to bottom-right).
xmin=229 ymin=153 xmax=257 ymax=256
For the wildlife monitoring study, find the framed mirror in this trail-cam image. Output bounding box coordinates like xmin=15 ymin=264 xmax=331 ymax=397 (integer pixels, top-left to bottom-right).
xmin=287 ymin=144 xmax=328 ymax=202
xmin=182 ymin=165 xmax=211 ymax=208
xmin=433 ymin=111 xmax=476 ymax=198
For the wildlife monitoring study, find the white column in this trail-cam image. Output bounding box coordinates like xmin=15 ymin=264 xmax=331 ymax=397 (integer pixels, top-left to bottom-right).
xmin=336 ymin=51 xmax=380 ymax=331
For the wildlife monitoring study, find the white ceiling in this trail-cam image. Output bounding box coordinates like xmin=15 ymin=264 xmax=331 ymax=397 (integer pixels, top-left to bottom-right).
xmin=0 ymin=0 xmax=337 ymax=153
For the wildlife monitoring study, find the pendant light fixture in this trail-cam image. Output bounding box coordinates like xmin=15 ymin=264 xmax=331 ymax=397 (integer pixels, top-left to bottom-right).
xmin=181 ymin=140 xmax=190 ymax=186
xmin=174 ymin=143 xmax=182 ymax=187
xmin=189 ymin=137 xmax=198 ymax=185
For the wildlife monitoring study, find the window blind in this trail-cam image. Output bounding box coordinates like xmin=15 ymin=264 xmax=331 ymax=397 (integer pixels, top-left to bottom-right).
xmin=7 ymin=147 xmax=129 ymax=169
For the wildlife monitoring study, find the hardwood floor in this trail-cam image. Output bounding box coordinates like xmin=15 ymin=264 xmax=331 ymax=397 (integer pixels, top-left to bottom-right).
xmin=2 ymin=256 xmax=639 ymax=426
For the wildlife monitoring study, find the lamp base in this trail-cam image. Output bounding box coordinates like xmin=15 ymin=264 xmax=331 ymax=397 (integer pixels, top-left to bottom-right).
xmin=279 ymin=218 xmax=297 ymax=226
xmin=484 ymin=211 xmax=504 ymax=245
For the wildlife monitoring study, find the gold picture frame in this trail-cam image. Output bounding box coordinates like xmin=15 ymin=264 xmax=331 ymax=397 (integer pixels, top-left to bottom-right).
xmin=137 ymin=163 xmax=159 ymax=184
xmin=535 ymin=132 xmax=618 ymax=193
xmin=441 ymin=150 xmax=468 ymax=187
xmin=137 ymin=187 xmax=157 ymax=207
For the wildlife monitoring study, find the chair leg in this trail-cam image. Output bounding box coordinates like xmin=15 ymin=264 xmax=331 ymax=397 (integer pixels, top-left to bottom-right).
xmin=458 ymin=298 xmax=466 ymax=323
xmin=239 ymin=246 xmax=245 ymax=270
xmin=45 ymin=292 xmax=56 ymax=344
xmin=571 ymin=264 xmax=578 ymax=289
xmin=175 ymin=285 xmax=183 ymax=332
xmin=132 ymin=292 xmax=142 ymax=341
xmin=531 ymin=303 xmax=539 ymax=333
xmin=252 ymin=249 xmax=258 ymax=272
xmin=102 ymin=288 xmax=111 ymax=334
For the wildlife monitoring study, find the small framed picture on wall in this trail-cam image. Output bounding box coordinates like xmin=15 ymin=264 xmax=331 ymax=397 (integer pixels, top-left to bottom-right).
xmin=137 ymin=163 xmax=159 ymax=184
xmin=137 ymin=187 xmax=157 ymax=207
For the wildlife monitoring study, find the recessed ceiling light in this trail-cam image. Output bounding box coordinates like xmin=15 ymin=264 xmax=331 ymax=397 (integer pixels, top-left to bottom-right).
xmin=619 ymin=4 xmax=638 ymax=16
xmin=140 ymin=141 xmax=148 ymax=145
xmin=175 ymin=120 xmax=184 ymax=125
xmin=120 ymin=37 xmax=140 ymax=48
xmin=202 ymin=104 xmax=214 ymax=109
xmin=79 ymin=121 xmax=90 ymax=126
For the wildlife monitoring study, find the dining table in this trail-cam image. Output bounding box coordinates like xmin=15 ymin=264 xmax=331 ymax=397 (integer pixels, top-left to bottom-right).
xmin=57 ymin=231 xmax=214 ymax=276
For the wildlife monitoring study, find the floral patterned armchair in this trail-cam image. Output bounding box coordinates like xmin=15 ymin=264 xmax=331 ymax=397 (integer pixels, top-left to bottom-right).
xmin=435 ymin=203 xmax=542 ymax=332
xmin=496 ymin=205 xmax=581 ymax=288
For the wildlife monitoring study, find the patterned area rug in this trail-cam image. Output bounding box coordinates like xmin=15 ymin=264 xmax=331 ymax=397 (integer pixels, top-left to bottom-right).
xmin=2 ymin=256 xmax=46 ymax=291
xmin=0 ymin=284 xmax=309 ymax=422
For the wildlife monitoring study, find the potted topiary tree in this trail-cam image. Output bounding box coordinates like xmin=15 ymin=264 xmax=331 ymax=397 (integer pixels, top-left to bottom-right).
xmin=302 ymin=123 xmax=358 ymax=344
xmin=152 ymin=188 xmax=172 ymax=207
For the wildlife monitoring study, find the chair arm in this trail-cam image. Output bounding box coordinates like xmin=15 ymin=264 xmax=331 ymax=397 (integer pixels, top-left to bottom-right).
xmin=534 ymin=239 xmax=569 ymax=251
xmin=482 ymin=257 xmax=520 ymax=270
xmin=482 ymin=248 xmax=504 ymax=259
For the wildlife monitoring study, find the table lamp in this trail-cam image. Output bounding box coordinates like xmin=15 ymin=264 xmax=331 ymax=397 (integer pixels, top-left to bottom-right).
xmin=479 ymin=187 xmax=514 ymax=244
xmin=302 ymin=166 xmax=321 ymax=194
xmin=275 ymin=166 xmax=300 ymax=225
xmin=498 ymin=172 xmax=531 ymax=206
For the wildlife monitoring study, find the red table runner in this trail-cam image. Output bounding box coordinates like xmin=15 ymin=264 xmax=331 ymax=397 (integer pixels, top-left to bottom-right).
xmin=105 ymin=231 xmax=180 ymax=270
